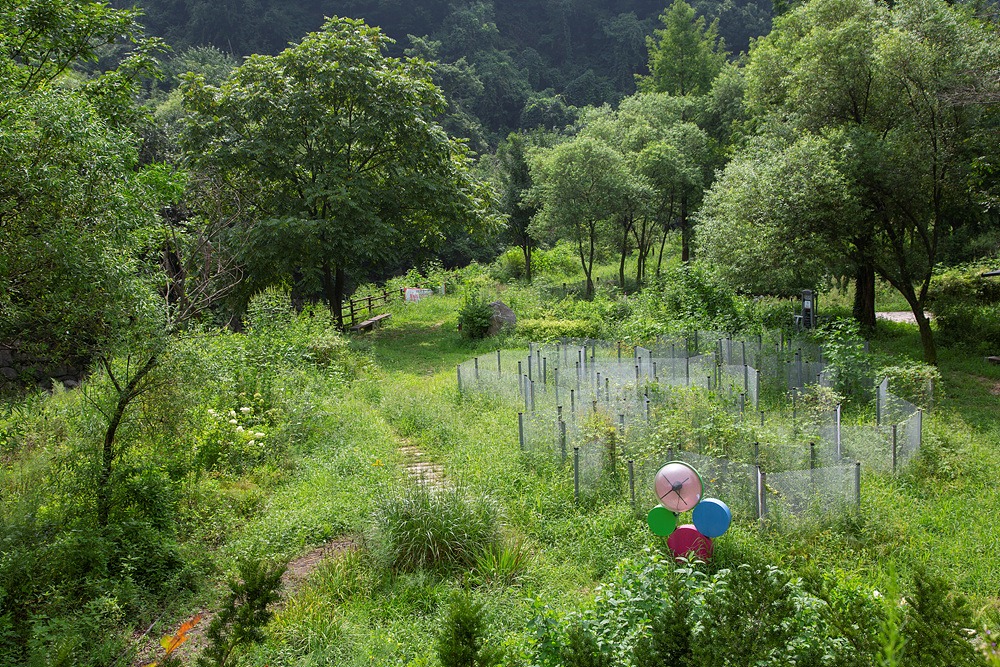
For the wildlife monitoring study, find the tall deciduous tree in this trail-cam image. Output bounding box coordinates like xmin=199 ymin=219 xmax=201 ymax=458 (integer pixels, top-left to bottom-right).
xmin=182 ymin=17 xmax=492 ymax=326
xmin=528 ymin=136 xmax=633 ymax=299
xmin=742 ymin=0 xmax=999 ymax=362
xmin=637 ymin=0 xmax=728 ymax=263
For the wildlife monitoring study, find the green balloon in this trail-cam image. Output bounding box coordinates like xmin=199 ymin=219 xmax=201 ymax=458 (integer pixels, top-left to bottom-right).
xmin=647 ymin=505 xmax=678 ymax=537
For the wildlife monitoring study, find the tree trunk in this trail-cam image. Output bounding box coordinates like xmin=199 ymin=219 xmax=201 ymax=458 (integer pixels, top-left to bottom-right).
xmin=915 ymin=311 xmax=937 ymax=365
xmin=523 ymin=242 xmax=532 ymax=283
xmin=334 ymin=265 xmax=346 ymax=328
xmin=619 ymin=225 xmax=629 ymax=293
xmin=680 ymin=196 xmax=691 ymax=263
xmin=97 ymin=354 xmax=158 ymax=529
xmin=321 ymin=260 xmax=345 ymax=328
xmin=853 ymin=260 xmax=877 ymax=333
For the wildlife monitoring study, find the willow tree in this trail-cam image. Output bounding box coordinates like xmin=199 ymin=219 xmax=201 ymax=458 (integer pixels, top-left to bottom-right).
xmin=182 ymin=17 xmax=492 ymax=325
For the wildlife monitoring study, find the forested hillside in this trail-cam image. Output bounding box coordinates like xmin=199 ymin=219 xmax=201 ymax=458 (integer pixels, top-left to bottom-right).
xmin=115 ymin=0 xmax=772 ymax=140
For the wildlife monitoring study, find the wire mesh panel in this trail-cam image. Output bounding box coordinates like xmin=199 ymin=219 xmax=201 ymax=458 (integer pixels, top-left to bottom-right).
xmin=458 ymin=331 xmax=922 ymax=530
xmin=898 ymin=409 xmax=922 ymax=468
xmin=764 ymin=464 xmax=856 ymax=522
xmin=841 ymin=424 xmax=892 ymax=473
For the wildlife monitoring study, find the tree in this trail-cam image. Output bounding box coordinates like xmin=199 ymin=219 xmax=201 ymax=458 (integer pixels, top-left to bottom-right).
xmin=638 ymin=0 xmax=728 ymax=99
xmin=697 ymin=135 xmax=857 ymax=295
xmin=182 ymin=17 xmax=493 ymax=326
xmin=637 ymin=1 xmax=728 ymax=263
xmin=528 ymin=135 xmax=633 ymax=298
xmin=742 ymin=0 xmax=999 ymax=361
xmin=495 ymin=133 xmax=539 ymax=282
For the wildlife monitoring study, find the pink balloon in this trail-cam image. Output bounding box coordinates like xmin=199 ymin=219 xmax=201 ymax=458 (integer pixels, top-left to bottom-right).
xmin=667 ymin=524 xmax=713 ymax=561
xmin=654 ymin=462 xmax=703 ymax=512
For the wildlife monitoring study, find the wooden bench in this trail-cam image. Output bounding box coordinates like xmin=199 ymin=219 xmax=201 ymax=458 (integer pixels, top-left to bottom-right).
xmin=350 ymin=312 xmax=391 ymax=333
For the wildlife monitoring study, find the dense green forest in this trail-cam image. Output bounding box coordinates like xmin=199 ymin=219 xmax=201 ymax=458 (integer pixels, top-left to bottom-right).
xmin=115 ymin=0 xmax=772 ymax=142
xmin=2 ymin=0 xmax=1000 ymax=664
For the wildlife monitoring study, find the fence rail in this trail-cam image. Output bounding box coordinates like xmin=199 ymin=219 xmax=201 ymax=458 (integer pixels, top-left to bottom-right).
xmin=340 ymin=288 xmax=404 ymax=328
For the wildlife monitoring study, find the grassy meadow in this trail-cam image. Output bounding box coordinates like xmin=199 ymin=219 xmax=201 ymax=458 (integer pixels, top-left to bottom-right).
xmin=3 ymin=254 xmax=1000 ymax=666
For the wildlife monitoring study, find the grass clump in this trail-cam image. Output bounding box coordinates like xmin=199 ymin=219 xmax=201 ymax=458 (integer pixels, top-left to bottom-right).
xmin=368 ymin=483 xmax=502 ymax=574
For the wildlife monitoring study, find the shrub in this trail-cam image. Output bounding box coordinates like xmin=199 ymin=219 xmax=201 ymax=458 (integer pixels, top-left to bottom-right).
xmin=927 ymin=264 xmax=1000 ymax=351
xmin=437 ymin=590 xmax=501 ymax=667
xmin=516 ymin=318 xmax=602 ymax=341
xmin=368 ymin=484 xmax=502 ymax=574
xmin=197 ymin=557 xmax=286 ymax=667
xmin=458 ymin=292 xmax=496 ymax=340
xmin=812 ymin=318 xmax=872 ymax=401
xmin=614 ymin=265 xmax=750 ymax=341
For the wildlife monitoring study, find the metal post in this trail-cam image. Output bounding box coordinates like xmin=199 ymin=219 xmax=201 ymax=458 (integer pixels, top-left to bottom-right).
xmin=617 ymin=341 xmax=622 ymax=361
xmin=685 ymin=356 xmax=690 ymax=386
xmin=474 ymin=357 xmax=479 ymax=380
xmin=560 ymin=420 xmax=567 ymax=462
xmin=543 ymin=357 xmax=548 ymax=385
xmin=570 ymin=389 xmax=575 ymax=413
xmin=518 ymin=412 xmax=524 ymax=450
xmin=892 ymin=424 xmax=898 ymax=474
xmin=855 ymin=461 xmax=862 ymax=509
xmin=528 ymin=353 xmax=533 ymax=382
xmin=876 ymin=384 xmax=882 ymax=427
xmin=757 ymin=467 xmax=766 ymax=524
xmin=836 ymin=404 xmax=842 ymax=459
xmin=457 ymin=365 xmax=463 ymax=392
xmin=628 ymin=460 xmax=636 ymax=510
xmin=760 ymin=411 xmax=765 ymax=427
xmin=605 ymin=378 xmax=610 ymax=402
xmin=619 ymin=414 xmax=626 ymax=434
xmin=668 ymin=446 xmax=674 ymax=461
xmin=645 ymin=397 xmax=650 ymax=422
xmin=557 ymin=405 xmax=563 ymax=421
xmin=497 ymin=349 xmax=501 ymax=374
xmin=574 ymin=447 xmax=580 ymax=503
xmin=530 ymin=380 xmax=536 ymax=413
xmin=753 ymin=442 xmax=760 ymax=465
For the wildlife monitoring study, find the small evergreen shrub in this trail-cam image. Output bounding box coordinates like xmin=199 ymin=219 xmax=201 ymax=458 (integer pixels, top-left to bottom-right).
xmin=197 ymin=557 xmax=286 ymax=667
xmin=436 ymin=590 xmax=501 ymax=667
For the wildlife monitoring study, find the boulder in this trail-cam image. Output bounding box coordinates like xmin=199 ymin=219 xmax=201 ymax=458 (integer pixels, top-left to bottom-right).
xmin=487 ymin=301 xmax=516 ymax=336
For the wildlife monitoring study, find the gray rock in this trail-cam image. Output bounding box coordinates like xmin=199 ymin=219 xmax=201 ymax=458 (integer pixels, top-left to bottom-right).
xmin=487 ymin=301 xmax=516 ymax=336
xmin=0 ymin=348 xmax=12 ymax=366
xmin=1 ymin=367 xmax=17 ymax=380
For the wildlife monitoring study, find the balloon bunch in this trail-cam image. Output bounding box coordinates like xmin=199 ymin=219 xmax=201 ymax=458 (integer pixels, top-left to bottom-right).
xmin=646 ymin=461 xmax=731 ymax=560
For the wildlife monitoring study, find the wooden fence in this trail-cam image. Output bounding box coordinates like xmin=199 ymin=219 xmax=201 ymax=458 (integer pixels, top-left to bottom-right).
xmin=341 ymin=288 xmax=405 ymax=329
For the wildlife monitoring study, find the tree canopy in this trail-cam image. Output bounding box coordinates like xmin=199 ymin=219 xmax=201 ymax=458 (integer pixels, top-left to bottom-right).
xmin=181 ymin=16 xmax=494 ymax=324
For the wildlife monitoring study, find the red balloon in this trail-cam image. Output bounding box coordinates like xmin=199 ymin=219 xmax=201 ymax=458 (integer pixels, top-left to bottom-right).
xmin=667 ymin=524 xmax=713 ymax=561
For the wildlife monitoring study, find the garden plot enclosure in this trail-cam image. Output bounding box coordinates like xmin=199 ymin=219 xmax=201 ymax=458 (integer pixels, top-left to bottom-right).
xmin=458 ymin=333 xmax=921 ymax=527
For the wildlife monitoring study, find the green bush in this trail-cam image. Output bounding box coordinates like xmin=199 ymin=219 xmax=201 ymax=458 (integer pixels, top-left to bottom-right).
xmin=614 ymin=265 xmax=750 ymax=341
xmin=928 ymin=264 xmax=1000 ymax=351
xmin=368 ymin=484 xmax=502 ymax=574
xmin=516 ymin=318 xmax=602 ymax=341
xmin=458 ymin=292 xmax=496 ymax=340
xmin=530 ymin=550 xmax=861 ymax=667
xmin=437 ymin=590 xmax=501 ymax=667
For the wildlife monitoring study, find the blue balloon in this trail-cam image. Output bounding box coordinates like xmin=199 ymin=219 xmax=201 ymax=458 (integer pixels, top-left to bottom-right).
xmin=692 ymin=498 xmax=731 ymax=538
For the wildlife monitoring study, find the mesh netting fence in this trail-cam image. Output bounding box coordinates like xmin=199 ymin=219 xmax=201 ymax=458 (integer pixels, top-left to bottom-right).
xmin=458 ymin=333 xmax=922 ymax=525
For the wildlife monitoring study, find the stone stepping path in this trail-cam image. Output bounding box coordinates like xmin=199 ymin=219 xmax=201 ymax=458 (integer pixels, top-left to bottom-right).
xmin=399 ymin=443 xmax=448 ymax=490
